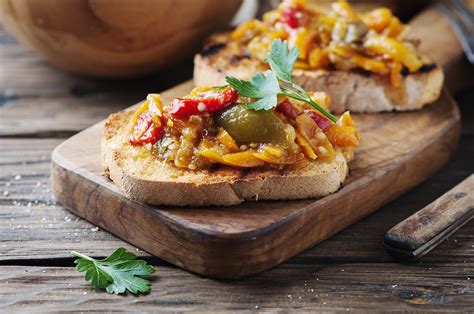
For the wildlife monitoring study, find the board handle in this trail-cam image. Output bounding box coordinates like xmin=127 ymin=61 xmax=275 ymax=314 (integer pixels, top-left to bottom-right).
xmin=384 ymin=175 xmax=474 ymax=261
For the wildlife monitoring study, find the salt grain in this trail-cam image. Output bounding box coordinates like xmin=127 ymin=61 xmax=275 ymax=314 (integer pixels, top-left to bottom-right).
xmin=14 ymin=175 xmax=21 ymax=180
xmin=3 ymin=191 xmax=10 ymax=197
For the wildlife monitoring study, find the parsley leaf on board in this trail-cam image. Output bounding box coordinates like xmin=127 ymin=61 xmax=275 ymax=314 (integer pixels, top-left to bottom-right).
xmin=72 ymin=247 xmax=155 ymax=295
xmin=264 ymin=39 xmax=300 ymax=83
xmin=226 ymin=70 xmax=280 ymax=110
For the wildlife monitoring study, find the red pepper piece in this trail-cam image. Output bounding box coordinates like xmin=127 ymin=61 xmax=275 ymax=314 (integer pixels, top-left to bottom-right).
xmin=129 ymin=111 xmax=164 ymax=145
xmin=304 ymin=110 xmax=332 ymax=131
xmin=170 ymin=86 xmax=238 ymax=119
xmin=276 ymin=99 xmax=300 ymax=120
xmin=282 ymin=6 xmax=310 ymax=29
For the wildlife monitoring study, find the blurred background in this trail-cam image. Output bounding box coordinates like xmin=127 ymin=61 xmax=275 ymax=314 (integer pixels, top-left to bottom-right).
xmin=0 ymin=0 xmax=435 ymax=78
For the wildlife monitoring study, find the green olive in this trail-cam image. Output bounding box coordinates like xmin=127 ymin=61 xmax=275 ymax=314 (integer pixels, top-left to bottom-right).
xmin=216 ymin=104 xmax=287 ymax=145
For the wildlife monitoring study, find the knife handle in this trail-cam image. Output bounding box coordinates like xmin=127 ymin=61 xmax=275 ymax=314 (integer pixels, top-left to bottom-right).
xmin=384 ymin=175 xmax=474 ymax=261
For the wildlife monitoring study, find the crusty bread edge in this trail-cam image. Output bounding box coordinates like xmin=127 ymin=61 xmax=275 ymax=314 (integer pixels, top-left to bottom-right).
xmin=102 ymin=110 xmax=349 ymax=207
xmin=193 ymin=54 xmax=444 ymax=113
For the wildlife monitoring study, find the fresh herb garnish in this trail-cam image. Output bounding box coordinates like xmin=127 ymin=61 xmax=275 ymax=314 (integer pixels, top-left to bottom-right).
xmin=72 ymin=247 xmax=155 ymax=295
xmin=226 ymin=70 xmax=280 ymax=110
xmin=225 ymin=39 xmax=337 ymax=123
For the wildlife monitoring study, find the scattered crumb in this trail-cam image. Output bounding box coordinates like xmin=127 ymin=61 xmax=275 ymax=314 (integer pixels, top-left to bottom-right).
xmin=3 ymin=191 xmax=10 ymax=197
xmin=288 ymin=294 xmax=292 ymax=299
xmin=255 ymin=305 xmax=259 ymax=309
xmin=14 ymin=174 xmax=21 ymax=180
xmin=91 ymin=227 xmax=99 ymax=232
xmin=83 ymin=292 xmax=87 ymax=295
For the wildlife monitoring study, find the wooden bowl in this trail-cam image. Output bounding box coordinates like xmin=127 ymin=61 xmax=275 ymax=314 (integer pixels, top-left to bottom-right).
xmin=0 ymin=0 xmax=242 ymax=77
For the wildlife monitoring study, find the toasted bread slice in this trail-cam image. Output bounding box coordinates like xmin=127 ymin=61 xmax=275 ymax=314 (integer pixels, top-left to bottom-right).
xmin=102 ymin=109 xmax=349 ymax=206
xmin=194 ymin=48 xmax=444 ymax=113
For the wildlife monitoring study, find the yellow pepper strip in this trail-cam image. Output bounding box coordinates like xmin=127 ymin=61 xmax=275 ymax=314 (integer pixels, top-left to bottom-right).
xmin=363 ymin=8 xmax=392 ymax=33
xmin=262 ymin=145 xmax=283 ymax=158
xmin=290 ymin=28 xmax=312 ymax=59
xmin=384 ymin=16 xmax=404 ymax=38
xmin=295 ymin=132 xmax=317 ymax=160
xmin=217 ymin=128 xmax=240 ymax=152
xmin=222 ymin=151 xmax=265 ymax=167
xmin=338 ymin=111 xmax=355 ymax=127
xmin=130 ymin=101 xmax=149 ymax=125
xmin=200 ymin=149 xmax=265 ymax=167
xmin=331 ymin=44 xmax=389 ymax=75
xmin=198 ymin=149 xmax=226 ymax=164
xmin=389 ymin=61 xmax=403 ymax=88
xmin=308 ymin=47 xmax=330 ymax=68
xmin=231 ymin=20 xmax=266 ymax=41
xmin=364 ymin=34 xmax=422 ymax=72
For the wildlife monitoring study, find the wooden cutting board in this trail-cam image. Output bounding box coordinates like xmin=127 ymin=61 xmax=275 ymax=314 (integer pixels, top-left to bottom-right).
xmin=51 ymin=7 xmax=464 ymax=278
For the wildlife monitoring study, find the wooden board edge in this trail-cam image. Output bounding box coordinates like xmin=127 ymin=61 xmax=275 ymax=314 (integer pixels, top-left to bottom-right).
xmin=50 ymin=91 xmax=461 ymax=279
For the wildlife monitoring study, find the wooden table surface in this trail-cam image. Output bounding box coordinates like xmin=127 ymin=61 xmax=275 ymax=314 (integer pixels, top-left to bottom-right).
xmin=1 ymin=23 xmax=474 ymax=311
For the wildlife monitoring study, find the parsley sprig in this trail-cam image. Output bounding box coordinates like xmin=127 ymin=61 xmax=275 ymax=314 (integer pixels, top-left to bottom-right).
xmin=225 ymin=39 xmax=337 ymax=123
xmin=72 ymin=247 xmax=155 ymax=295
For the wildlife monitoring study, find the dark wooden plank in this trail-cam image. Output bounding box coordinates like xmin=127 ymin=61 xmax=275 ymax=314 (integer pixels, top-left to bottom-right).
xmin=1 ymin=134 xmax=473 ymax=264
xmin=0 ymin=263 xmax=473 ymax=311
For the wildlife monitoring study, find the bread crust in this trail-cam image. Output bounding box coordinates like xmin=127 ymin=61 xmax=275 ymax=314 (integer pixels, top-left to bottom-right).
xmin=102 ymin=109 xmax=349 ymax=206
xmin=194 ymin=51 xmax=444 ymax=113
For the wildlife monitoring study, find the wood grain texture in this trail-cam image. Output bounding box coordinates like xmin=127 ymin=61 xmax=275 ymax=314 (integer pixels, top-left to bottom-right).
xmin=1 ymin=263 xmax=473 ymax=311
xmin=50 ymin=80 xmax=460 ymax=278
xmin=1 ymin=136 xmax=473 ymax=264
xmin=0 ymin=0 xmax=241 ymax=77
xmin=1 ymin=4 xmax=474 ymax=311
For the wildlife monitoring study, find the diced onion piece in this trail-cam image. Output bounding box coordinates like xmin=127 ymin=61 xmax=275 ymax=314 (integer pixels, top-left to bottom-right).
xmin=130 ymin=101 xmax=149 ymax=125
xmin=331 ymin=2 xmax=358 ymax=20
xmin=146 ymin=94 xmax=164 ymax=117
xmin=308 ymin=91 xmax=331 ymax=110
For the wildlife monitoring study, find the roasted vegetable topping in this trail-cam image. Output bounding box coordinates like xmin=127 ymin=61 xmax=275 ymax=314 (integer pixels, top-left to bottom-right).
xmin=128 ymin=39 xmax=360 ymax=170
xmin=227 ymin=0 xmax=425 ymax=86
